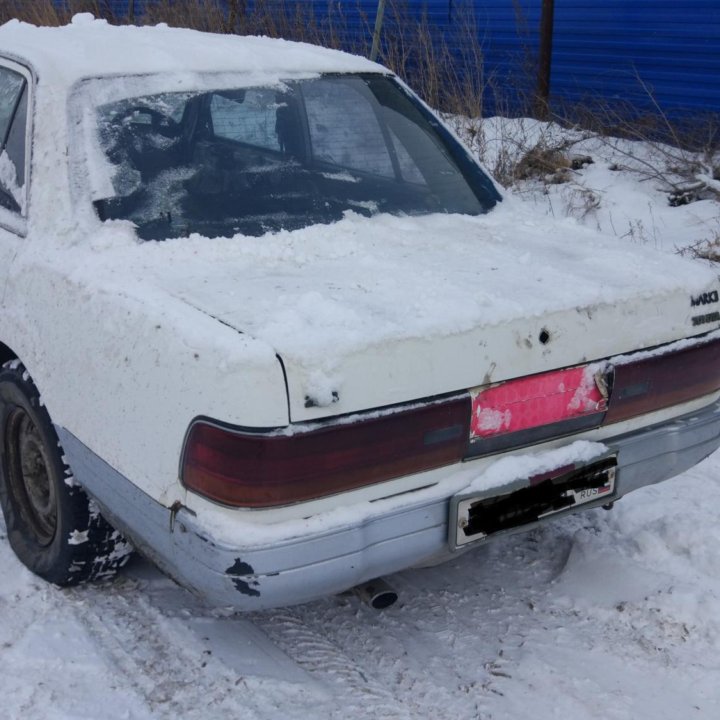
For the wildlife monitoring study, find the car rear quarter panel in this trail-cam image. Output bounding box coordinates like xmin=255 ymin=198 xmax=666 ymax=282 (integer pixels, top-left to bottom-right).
xmin=0 ymin=254 xmax=289 ymax=506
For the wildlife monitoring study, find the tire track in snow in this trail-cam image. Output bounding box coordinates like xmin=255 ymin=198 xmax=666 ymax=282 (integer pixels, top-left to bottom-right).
xmin=326 ymin=528 xmax=573 ymax=715
xmin=65 ymin=580 xmax=319 ymax=720
xmin=252 ymin=609 xmax=415 ymax=720
xmin=68 ymin=584 xmax=218 ymax=714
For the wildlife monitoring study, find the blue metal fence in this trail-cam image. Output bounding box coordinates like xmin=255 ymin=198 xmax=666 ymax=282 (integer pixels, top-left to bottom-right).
xmin=550 ymin=0 xmax=720 ymax=114
xmin=52 ymin=1 xmax=720 ymax=117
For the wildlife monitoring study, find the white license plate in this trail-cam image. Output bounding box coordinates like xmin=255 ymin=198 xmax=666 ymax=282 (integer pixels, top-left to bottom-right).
xmin=452 ymin=456 xmax=617 ymax=548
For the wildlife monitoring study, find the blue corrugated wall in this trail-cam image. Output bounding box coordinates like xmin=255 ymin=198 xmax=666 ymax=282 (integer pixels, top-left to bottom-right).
xmin=59 ymin=1 xmax=720 ymax=117
xmin=550 ymin=0 xmax=720 ymax=113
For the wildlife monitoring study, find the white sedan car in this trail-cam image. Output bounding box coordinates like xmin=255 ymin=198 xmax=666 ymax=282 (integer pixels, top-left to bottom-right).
xmin=0 ymin=15 xmax=718 ymax=609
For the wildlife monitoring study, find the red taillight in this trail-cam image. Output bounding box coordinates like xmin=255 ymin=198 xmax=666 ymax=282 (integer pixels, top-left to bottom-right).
xmin=469 ymin=365 xmax=607 ymax=454
xmin=606 ymin=336 xmax=720 ymax=423
xmin=182 ymin=396 xmax=470 ymax=508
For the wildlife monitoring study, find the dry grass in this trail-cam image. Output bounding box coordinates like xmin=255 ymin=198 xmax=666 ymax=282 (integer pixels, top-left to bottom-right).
xmin=0 ymin=0 xmax=62 ymax=24
xmin=550 ymin=75 xmax=720 ymax=202
xmin=678 ymin=225 xmax=720 ymax=262
xmin=0 ymin=0 xmax=127 ymax=25
xmin=142 ymin=0 xmax=229 ymax=31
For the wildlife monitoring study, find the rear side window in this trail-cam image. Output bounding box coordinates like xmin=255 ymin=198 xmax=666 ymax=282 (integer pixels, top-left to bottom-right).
xmin=0 ymin=68 xmax=23 ymax=139
xmin=0 ymin=66 xmax=28 ymax=214
xmin=5 ymin=85 xmax=27 ymax=188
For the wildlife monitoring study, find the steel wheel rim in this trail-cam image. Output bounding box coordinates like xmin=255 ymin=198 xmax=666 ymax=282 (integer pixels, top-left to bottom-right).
xmin=6 ymin=408 xmax=57 ymax=546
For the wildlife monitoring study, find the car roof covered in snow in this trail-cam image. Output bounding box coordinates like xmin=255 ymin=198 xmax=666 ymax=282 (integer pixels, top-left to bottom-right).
xmin=0 ymin=13 xmax=382 ymax=88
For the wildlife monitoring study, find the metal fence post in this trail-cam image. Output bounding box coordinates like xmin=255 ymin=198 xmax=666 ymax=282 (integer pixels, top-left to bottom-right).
xmin=535 ymin=0 xmax=555 ymax=119
xmin=370 ymin=0 xmax=387 ymax=62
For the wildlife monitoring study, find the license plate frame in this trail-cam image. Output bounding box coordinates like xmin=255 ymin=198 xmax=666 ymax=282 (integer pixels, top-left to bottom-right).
xmin=450 ymin=454 xmax=617 ymax=548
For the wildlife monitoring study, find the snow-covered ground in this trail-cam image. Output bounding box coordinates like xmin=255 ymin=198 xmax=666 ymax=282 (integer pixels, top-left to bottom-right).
xmin=470 ymin=115 xmax=720 ymax=257
xmin=2 ymin=118 xmax=720 ymax=719
xmin=3 ymin=456 xmax=720 ymax=720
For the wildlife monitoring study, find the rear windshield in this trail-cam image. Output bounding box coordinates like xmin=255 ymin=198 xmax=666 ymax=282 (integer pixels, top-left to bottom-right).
xmin=93 ymin=74 xmax=500 ymax=240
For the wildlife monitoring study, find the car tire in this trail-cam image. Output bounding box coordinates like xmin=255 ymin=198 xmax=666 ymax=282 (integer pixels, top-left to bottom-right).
xmin=0 ymin=360 xmax=133 ymax=585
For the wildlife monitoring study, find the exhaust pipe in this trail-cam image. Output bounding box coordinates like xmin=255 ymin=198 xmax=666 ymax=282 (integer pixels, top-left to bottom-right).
xmin=353 ymin=578 xmax=398 ymax=609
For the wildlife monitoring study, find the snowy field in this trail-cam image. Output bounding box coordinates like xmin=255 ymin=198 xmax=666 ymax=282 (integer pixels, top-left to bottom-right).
xmin=2 ymin=117 xmax=720 ymax=719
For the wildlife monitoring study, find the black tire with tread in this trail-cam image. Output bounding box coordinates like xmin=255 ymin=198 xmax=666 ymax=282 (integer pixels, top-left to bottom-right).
xmin=0 ymin=360 xmax=132 ymax=586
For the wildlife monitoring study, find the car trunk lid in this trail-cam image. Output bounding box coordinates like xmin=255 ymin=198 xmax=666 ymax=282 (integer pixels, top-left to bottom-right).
xmin=152 ymin=207 xmax=720 ymax=423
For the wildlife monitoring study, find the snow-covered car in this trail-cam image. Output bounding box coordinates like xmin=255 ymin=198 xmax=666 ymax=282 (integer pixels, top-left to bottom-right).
xmin=0 ymin=15 xmax=719 ymax=610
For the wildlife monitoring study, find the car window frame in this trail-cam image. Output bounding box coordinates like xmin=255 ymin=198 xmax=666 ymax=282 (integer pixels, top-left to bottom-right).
xmin=0 ymin=55 xmax=34 ymax=237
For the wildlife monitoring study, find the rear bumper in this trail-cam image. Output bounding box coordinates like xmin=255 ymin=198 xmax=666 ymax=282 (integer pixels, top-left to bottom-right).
xmin=58 ymin=398 xmax=720 ymax=610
